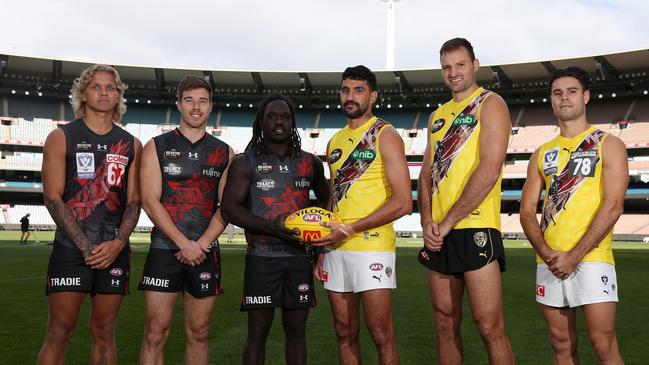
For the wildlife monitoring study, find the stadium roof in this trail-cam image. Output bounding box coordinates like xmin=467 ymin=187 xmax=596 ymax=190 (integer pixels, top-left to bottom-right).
xmin=1 ymin=49 xmax=648 ymax=108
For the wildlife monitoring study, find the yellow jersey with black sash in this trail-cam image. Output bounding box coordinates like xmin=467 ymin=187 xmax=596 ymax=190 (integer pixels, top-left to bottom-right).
xmin=429 ymin=87 xmax=502 ymax=230
xmin=327 ymin=116 xmax=396 ymax=252
xmin=536 ymin=126 xmax=613 ymax=264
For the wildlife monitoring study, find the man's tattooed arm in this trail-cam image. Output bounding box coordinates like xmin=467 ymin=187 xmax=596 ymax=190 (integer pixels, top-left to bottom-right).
xmin=44 ymin=197 xmax=93 ymax=257
xmin=115 ymin=201 xmax=141 ymax=243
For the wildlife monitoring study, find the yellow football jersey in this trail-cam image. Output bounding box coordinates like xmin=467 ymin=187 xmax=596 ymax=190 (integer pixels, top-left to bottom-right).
xmin=536 ymin=126 xmax=614 ymax=264
xmin=429 ymin=87 xmax=502 ymax=230
xmin=327 ymin=116 xmax=396 ymax=251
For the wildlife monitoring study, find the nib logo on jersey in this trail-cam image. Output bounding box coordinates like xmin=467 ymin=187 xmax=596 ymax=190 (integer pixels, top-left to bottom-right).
xmin=256 ymin=179 xmax=275 ymax=191
xmin=452 ymin=114 xmax=477 ymax=127
xmin=351 ymin=148 xmax=376 ymax=161
xmin=142 ymin=276 xmax=170 ymax=288
xmin=50 ymin=277 xmax=81 ymax=287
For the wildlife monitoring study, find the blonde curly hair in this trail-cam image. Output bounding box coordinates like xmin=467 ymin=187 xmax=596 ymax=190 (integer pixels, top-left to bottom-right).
xmin=71 ymin=64 xmax=127 ymax=122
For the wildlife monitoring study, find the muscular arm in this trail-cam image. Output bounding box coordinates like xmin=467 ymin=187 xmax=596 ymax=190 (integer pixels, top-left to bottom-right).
xmin=417 ymin=112 xmax=442 ymax=250
xmin=42 ymin=128 xmax=93 ymax=258
xmin=139 ymin=139 xmax=205 ymax=265
xmin=438 ymin=95 xmax=511 ymax=235
xmin=568 ymin=136 xmax=628 ymax=261
xmin=220 ymin=154 xmax=297 ymax=242
xmin=519 ymin=148 xmax=554 ymax=263
xmin=196 ymin=146 xmax=235 ymax=248
xmin=311 ymin=153 xmax=331 ymax=209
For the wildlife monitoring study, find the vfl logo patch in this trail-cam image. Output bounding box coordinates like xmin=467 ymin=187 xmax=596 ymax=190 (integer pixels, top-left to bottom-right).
xmin=431 ymin=119 xmax=445 ymax=133
xmin=474 ymin=231 xmax=487 ymax=248
xmin=76 ymin=152 xmax=95 ymax=179
xmin=328 ymin=148 xmax=342 ymax=164
xmin=543 ymin=147 xmax=560 ymax=176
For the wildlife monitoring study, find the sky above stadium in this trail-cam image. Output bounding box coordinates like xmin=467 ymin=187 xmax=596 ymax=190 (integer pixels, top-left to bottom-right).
xmin=2 ymin=0 xmax=649 ymax=71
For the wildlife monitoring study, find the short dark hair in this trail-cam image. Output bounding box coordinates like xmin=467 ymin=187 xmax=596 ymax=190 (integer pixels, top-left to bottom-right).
xmin=342 ymin=65 xmax=377 ymax=91
xmin=439 ymin=37 xmax=475 ymax=61
xmin=548 ymin=67 xmax=590 ymax=93
xmin=177 ymin=75 xmax=212 ymax=102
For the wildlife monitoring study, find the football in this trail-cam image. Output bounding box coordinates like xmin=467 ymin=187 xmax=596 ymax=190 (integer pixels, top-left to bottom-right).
xmin=284 ymin=206 xmax=342 ymax=242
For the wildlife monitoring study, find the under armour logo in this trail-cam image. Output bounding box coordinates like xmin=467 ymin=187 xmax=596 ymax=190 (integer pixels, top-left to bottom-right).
xmin=373 ymin=275 xmax=382 ymax=283
xmin=299 ymin=295 xmax=308 ymax=301
xmin=188 ymin=152 xmax=199 ymax=160
xmin=278 ymin=165 xmax=289 ymax=172
xmin=97 ymin=144 xmax=108 ymax=151
xmin=111 ymin=279 xmax=120 ymax=286
xmin=201 ymin=283 xmax=209 ymax=290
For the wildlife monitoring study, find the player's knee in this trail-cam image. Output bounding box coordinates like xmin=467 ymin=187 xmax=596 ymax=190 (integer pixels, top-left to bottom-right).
xmin=333 ymin=321 xmax=360 ymax=344
xmin=283 ymin=323 xmax=306 ymax=341
xmin=474 ymin=315 xmax=505 ymax=343
xmin=90 ymin=321 xmax=116 ymax=344
xmin=548 ymin=331 xmax=576 ymax=355
xmin=588 ymin=330 xmax=616 ymax=359
xmin=186 ymin=325 xmax=210 ymax=345
xmin=433 ymin=310 xmax=460 ymax=337
xmin=143 ymin=322 xmax=170 ymax=348
xmin=366 ymin=323 xmax=394 ymax=347
xmin=45 ymin=324 xmax=76 ymax=347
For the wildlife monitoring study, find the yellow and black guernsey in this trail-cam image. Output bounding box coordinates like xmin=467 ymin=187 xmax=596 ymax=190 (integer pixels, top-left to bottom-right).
xmin=536 ymin=126 xmax=613 ymax=264
xmin=429 ymin=87 xmax=501 ymax=230
xmin=327 ymin=116 xmax=395 ymax=252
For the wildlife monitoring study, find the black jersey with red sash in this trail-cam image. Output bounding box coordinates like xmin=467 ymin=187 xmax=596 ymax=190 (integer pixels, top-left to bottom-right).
xmin=151 ymin=129 xmax=230 ymax=250
xmin=55 ymin=119 xmax=135 ymax=249
xmin=244 ymin=149 xmax=316 ymax=257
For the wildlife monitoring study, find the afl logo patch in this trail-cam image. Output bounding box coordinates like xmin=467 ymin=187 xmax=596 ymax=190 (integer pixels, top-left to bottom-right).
xmin=431 ymin=119 xmax=445 ymax=133
xmin=110 ymin=268 xmax=123 ymax=277
xmin=199 ymin=272 xmax=212 ymax=281
xmin=298 ymin=283 xmax=310 ymax=292
xmin=328 ymin=148 xmax=342 ymax=164
xmin=369 ymin=263 xmax=383 ymax=271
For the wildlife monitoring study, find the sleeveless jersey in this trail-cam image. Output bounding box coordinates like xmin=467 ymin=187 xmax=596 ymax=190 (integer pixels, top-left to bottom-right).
xmin=55 ymin=119 xmax=135 ymax=249
xmin=244 ymin=149 xmax=316 ymax=257
xmin=536 ymin=126 xmax=613 ymax=264
xmin=429 ymin=87 xmax=502 ymax=230
xmin=327 ymin=116 xmax=396 ymax=252
xmin=151 ymin=129 xmax=230 ymax=250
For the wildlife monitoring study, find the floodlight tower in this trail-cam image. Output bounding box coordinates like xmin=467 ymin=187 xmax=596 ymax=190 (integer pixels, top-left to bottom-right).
xmin=382 ymin=0 xmax=401 ymax=70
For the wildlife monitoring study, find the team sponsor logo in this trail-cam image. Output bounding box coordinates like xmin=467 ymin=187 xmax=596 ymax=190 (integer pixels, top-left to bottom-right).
xmin=431 ymin=119 xmax=445 ymax=133
xmin=96 ymin=144 xmax=108 ymax=151
xmin=294 ymin=177 xmax=311 ymax=189
xmin=110 ymin=268 xmax=123 ymax=277
xmin=362 ymin=231 xmax=380 ymax=240
xmin=568 ymin=150 xmax=597 ymax=177
xmin=105 ymin=154 xmax=129 ymax=187
xmin=202 ymin=167 xmax=221 ymax=178
xmin=188 ymin=152 xmax=199 ymax=160
xmin=106 ymin=154 xmax=129 ymax=166
xmin=278 ymin=164 xmax=290 ymax=173
xmin=75 ymin=142 xmax=92 ymax=151
xmin=256 ymin=163 xmax=273 ymax=174
xmin=536 ymin=284 xmax=545 ymax=297
xmin=50 ymin=277 xmax=81 ymax=287
xmin=142 ymin=276 xmax=170 ymax=288
xmin=474 ymin=231 xmax=488 ymax=248
xmin=303 ymin=230 xmax=321 ymax=242
xmin=164 ymin=149 xmax=181 ymax=159
xmin=369 ymin=263 xmax=384 ymax=271
xmin=298 ymin=283 xmax=310 ymax=293
xmin=76 ymin=152 xmax=95 ymax=179
xmin=244 ymin=295 xmax=272 ymax=305
xmin=328 ymin=148 xmax=343 ymax=164
xmin=256 ymin=178 xmax=275 ymax=191
xmin=543 ymin=147 xmax=560 ymax=176
xmin=385 ymin=266 xmax=392 ymax=278
xmin=163 ymin=163 xmax=182 ymax=176
xmin=322 ymin=271 xmax=328 ymax=282
xmin=452 ymin=114 xmax=476 ymax=127
xmin=601 ymin=275 xmax=608 ymax=285
xmin=199 ymin=272 xmax=212 ymax=281
xmin=110 ymin=279 xmax=121 ymax=287
xmin=350 ymin=148 xmax=376 ymax=161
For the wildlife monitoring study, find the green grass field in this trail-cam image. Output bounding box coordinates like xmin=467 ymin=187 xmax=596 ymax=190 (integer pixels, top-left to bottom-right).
xmin=1 ymin=231 xmax=648 ymax=364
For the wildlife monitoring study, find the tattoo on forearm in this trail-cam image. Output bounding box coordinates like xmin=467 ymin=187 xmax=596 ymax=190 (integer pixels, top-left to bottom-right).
xmin=45 ymin=198 xmax=92 ymax=256
xmin=116 ymin=202 xmax=141 ymax=243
